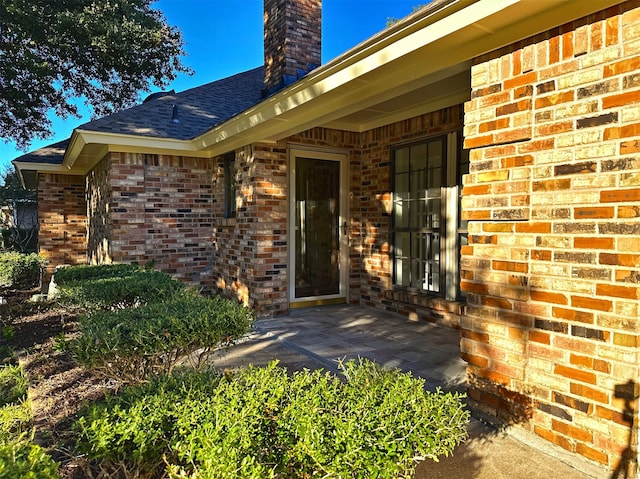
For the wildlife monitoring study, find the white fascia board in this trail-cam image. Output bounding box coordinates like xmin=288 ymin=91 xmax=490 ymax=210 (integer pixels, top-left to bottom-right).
xmin=62 ymin=129 xmax=212 ymax=171
xmin=13 ymin=161 xmax=84 ymax=175
xmin=75 ymin=130 xmax=209 ymax=157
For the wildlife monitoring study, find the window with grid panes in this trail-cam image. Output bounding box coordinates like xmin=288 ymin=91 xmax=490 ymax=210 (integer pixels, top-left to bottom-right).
xmin=392 ymin=131 xmax=469 ymax=301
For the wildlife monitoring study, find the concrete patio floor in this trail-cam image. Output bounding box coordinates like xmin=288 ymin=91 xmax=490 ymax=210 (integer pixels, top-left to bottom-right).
xmin=212 ymin=304 xmax=608 ymax=479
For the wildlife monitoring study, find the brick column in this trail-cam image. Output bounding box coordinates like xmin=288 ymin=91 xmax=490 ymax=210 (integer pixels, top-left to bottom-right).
xmin=462 ymin=2 xmax=640 ymax=471
xmin=37 ymin=173 xmax=87 ymax=279
xmin=211 ymin=144 xmax=288 ymax=317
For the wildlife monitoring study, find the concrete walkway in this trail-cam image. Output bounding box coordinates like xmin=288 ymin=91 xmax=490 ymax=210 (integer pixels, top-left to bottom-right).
xmin=212 ymin=305 xmax=608 ymax=479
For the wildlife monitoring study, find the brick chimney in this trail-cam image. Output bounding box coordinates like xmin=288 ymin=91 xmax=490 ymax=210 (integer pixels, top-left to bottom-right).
xmin=263 ymin=0 xmax=322 ymax=97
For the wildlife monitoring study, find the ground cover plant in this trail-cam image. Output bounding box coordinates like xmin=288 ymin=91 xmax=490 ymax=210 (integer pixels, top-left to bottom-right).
xmin=0 ymin=364 xmax=61 ymax=478
xmin=0 ymin=252 xmax=45 ymax=289
xmin=75 ymin=359 xmax=469 ymax=479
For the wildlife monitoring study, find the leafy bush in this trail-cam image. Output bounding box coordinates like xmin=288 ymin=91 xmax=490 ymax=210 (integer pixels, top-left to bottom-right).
xmin=0 ymin=365 xmax=31 ymax=444
xmin=54 ymin=265 xmax=185 ymax=311
xmin=71 ymin=293 xmax=255 ymax=383
xmin=0 ymin=402 xmax=32 ymax=444
xmin=0 ymin=347 xmax=60 ymax=479
xmin=75 ymin=359 xmax=469 ymax=478
xmin=0 ymin=440 xmax=61 ymax=479
xmin=0 ymin=252 xmax=45 ymax=289
xmin=0 ymin=365 xmax=28 ymax=407
xmin=53 ymin=263 xmax=144 ymax=285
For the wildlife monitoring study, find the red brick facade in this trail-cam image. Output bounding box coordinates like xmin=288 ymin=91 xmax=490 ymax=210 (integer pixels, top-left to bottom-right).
xmin=37 ymin=173 xmax=87 ymax=277
xmin=85 ymin=153 xmax=216 ymax=289
xmin=463 ymin=1 xmax=640 ymax=470
xmin=210 ymin=144 xmax=289 ymax=315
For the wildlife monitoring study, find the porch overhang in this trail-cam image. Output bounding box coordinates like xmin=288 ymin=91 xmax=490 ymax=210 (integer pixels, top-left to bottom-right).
xmin=16 ymin=0 xmax=625 ymax=178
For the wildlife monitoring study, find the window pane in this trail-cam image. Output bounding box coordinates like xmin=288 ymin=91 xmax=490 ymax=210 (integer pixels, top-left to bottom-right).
xmin=410 ymin=199 xmax=424 ymax=229
xmin=396 ymin=172 xmax=409 ymax=195
xmin=411 ymin=259 xmax=425 ymax=289
xmin=426 ymin=198 xmax=440 ymax=229
xmin=427 ymin=232 xmax=440 ymax=292
xmin=428 ymin=167 xmax=442 ymax=190
xmin=411 ymin=169 xmax=427 ymax=200
xmin=411 ymin=233 xmax=426 ymax=289
xmin=391 ymin=135 xmax=452 ymax=295
xmin=224 ymin=155 xmax=236 ymax=218
xmin=428 ymin=140 xmax=443 ymax=168
xmin=395 ymin=148 xmax=410 ymax=173
xmin=394 ymin=232 xmax=410 ymax=286
xmin=394 ymin=172 xmax=410 ymax=228
xmin=410 ymin=143 xmax=427 ymax=168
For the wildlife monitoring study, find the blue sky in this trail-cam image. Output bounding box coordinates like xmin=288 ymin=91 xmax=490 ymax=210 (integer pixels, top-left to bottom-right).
xmin=1 ymin=0 xmax=425 ymax=172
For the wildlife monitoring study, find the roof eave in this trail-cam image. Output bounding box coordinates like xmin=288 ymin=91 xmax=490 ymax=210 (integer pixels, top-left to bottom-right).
xmin=193 ymin=0 xmax=625 ymax=156
xmin=17 ymin=0 xmax=626 ymax=172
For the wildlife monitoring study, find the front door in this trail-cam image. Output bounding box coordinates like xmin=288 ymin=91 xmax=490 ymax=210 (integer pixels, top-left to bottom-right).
xmin=289 ymin=148 xmax=348 ymax=307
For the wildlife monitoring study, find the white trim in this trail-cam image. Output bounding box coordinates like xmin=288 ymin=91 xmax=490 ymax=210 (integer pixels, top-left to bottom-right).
xmin=445 ymin=131 xmax=459 ymax=302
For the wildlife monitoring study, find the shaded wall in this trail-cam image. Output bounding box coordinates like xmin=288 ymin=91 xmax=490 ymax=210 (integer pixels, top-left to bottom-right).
xmin=210 ymin=107 xmax=466 ymax=319
xmin=87 ymin=152 xmax=216 ymax=289
xmin=87 ymin=154 xmax=112 ymax=264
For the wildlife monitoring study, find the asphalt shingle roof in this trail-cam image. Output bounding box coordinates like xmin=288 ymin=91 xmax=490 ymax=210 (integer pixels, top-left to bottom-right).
xmin=13 ymin=139 xmax=69 ymax=165
xmin=81 ymin=66 xmax=265 ymax=140
xmin=14 ymin=66 xmax=265 ymax=165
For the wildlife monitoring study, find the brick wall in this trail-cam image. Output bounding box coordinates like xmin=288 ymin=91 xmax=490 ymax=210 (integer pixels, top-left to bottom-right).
xmin=245 ymin=144 xmax=289 ymax=315
xmin=37 ymin=173 xmax=87 ymax=277
xmin=211 ymin=144 xmax=289 ymax=316
xmin=87 ymin=153 xmax=216 ymax=289
xmin=463 ymin=1 xmax=640 ymax=470
xmin=213 ymin=110 xmax=464 ymax=320
xmin=87 ymin=154 xmax=112 ymax=264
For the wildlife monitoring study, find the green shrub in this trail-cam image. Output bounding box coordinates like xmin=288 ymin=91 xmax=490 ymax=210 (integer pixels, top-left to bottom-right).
xmin=0 ymin=440 xmax=60 ymax=479
xmin=0 ymin=365 xmax=31 ymax=443
xmin=53 ymin=263 xmax=144 ymax=285
xmin=0 ymin=365 xmax=28 ymax=407
xmin=55 ymin=265 xmax=185 ymax=311
xmin=0 ymin=252 xmax=45 ymax=289
xmin=71 ymin=293 xmax=255 ymax=383
xmin=0 ymin=365 xmax=60 ymax=478
xmin=0 ymin=402 xmax=32 ymax=444
xmin=75 ymin=359 xmax=469 ymax=478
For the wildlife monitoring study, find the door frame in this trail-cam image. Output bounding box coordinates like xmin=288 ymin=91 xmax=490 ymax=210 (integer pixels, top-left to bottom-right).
xmin=288 ymin=146 xmax=349 ymax=308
